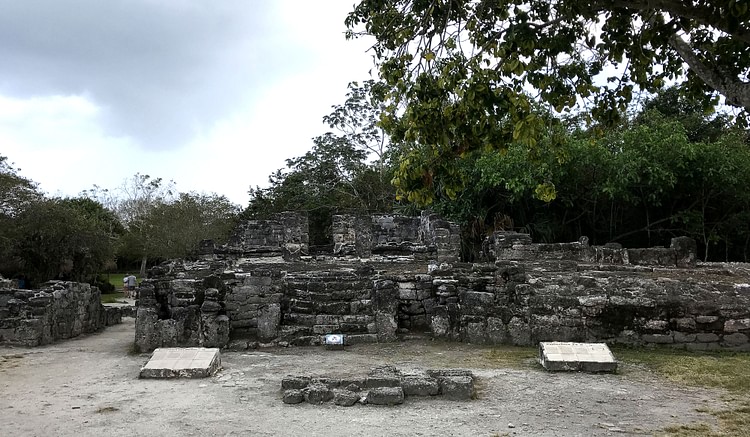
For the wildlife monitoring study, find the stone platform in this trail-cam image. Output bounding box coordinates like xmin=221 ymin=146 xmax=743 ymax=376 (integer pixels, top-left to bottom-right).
xmin=139 ymin=347 xmax=221 ymax=379
xmin=539 ymin=342 xmax=617 ymax=372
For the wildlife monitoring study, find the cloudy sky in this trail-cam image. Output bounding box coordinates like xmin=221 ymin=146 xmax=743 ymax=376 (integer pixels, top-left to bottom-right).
xmin=0 ymin=1 xmax=375 ymax=206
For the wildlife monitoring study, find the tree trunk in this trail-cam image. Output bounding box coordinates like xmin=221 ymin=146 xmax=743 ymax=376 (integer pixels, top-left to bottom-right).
xmin=139 ymin=255 xmax=147 ymax=278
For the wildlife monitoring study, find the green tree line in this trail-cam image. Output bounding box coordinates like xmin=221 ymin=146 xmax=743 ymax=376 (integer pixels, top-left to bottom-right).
xmin=0 ymin=161 xmax=239 ymax=288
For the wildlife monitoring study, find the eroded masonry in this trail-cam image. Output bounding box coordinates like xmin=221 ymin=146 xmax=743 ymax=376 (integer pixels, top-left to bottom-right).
xmin=134 ymin=211 xmax=750 ymax=352
xmin=0 ymin=279 xmax=122 ymax=346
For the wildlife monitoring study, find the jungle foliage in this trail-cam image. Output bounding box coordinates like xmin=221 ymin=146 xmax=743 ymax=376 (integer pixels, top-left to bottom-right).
xmin=245 ymin=81 xmax=398 ymax=246
xmin=346 ymin=0 xmax=750 ymax=204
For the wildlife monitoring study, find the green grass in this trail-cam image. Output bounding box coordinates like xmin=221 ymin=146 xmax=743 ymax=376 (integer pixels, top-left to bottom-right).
xmin=104 ymin=273 xmax=128 ymax=292
xmin=100 ymin=293 xmax=126 ymax=304
xmin=613 ymin=347 xmax=750 ymax=436
xmin=484 ymin=346 xmax=539 ymax=368
xmin=614 ymin=347 xmax=750 ymax=393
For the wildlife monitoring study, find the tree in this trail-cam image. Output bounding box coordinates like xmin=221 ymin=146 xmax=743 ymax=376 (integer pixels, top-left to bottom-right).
xmin=0 ymin=155 xmax=41 ymax=216
xmin=9 ymin=198 xmax=117 ymax=285
xmin=0 ymin=156 xmax=42 ymax=273
xmin=246 ymin=81 xmax=397 ymax=245
xmin=107 ymin=174 xmax=176 ymax=276
xmin=346 ymin=0 xmax=750 ymax=203
xmin=132 ymin=192 xmax=239 ymax=261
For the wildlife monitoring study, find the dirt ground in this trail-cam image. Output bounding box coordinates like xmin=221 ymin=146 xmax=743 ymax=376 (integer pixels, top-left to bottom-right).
xmin=0 ymin=318 xmax=730 ymax=437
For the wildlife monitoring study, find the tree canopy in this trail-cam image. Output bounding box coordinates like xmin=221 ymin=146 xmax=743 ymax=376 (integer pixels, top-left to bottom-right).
xmin=346 ymin=0 xmax=750 ymax=203
xmin=245 ymin=81 xmax=397 ymax=245
xmin=421 ymin=88 xmax=750 ymax=261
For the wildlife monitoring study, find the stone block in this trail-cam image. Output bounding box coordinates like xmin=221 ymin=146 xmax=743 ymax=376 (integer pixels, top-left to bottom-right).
xmin=333 ymin=389 xmax=359 ymax=406
xmin=312 ymin=324 xmax=340 ymax=335
xmin=672 ymin=317 xmax=696 ymax=331
xmin=673 ymin=331 xmax=696 ymax=343
xmin=139 ymin=347 xmax=221 ymax=379
xmin=461 ymin=291 xmax=495 ymax=315
xmin=696 ymin=333 xmax=720 ymax=342
xmin=375 ymin=311 xmax=397 ymax=342
xmin=464 ymin=321 xmax=487 ymax=344
xmin=282 ymin=389 xmax=305 ymax=404
xmin=724 ymin=319 xmax=750 ymax=333
xmin=722 ymin=332 xmax=749 ymax=346
xmin=642 ymin=334 xmax=674 ymax=344
xmin=365 ymin=387 xmax=404 ymax=405
xmin=281 ymin=376 xmax=311 ymax=390
xmin=401 ymin=376 xmax=439 ymax=396
xmin=507 ymin=317 xmax=531 ymax=346
xmin=438 ymin=376 xmax=475 ymax=400
xmin=430 ymin=314 xmax=450 ymax=337
xmin=257 ymin=303 xmax=280 ymax=342
xmin=365 ymin=375 xmax=401 ymax=388
xmin=696 ymin=315 xmax=720 ymax=324
xmin=538 ymin=342 xmax=617 ymax=373
xmin=304 ymin=383 xmax=333 ymax=404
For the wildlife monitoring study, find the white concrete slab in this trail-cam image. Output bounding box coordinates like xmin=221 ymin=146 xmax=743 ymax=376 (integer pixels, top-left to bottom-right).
xmin=539 ymin=342 xmax=617 ymax=372
xmin=140 ymin=347 xmax=221 ymax=379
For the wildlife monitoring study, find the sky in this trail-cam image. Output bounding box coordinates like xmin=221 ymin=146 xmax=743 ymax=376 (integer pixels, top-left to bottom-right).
xmin=0 ymin=1 xmax=376 ymax=206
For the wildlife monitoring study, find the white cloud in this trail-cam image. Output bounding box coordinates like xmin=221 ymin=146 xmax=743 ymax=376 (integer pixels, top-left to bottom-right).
xmin=0 ymin=1 xmax=377 ymax=206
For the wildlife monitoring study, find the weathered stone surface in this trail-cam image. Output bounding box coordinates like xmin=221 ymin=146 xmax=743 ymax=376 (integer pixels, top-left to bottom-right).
xmin=282 ymin=389 xmax=305 ymax=404
xmin=722 ymin=332 xmax=748 ymax=346
xmin=281 ymin=376 xmax=311 ymax=390
xmin=304 ymin=383 xmax=333 ymax=404
xmin=333 ymin=389 xmax=359 ymax=406
xmin=539 ymin=342 xmax=617 ymax=373
xmin=401 ymin=376 xmax=439 ymax=396
xmin=375 ymin=311 xmax=397 ymax=342
xmin=365 ymin=386 xmax=404 ymax=405
xmin=438 ymin=376 xmax=475 ymax=400
xmin=0 ymin=281 xmax=115 ymax=347
xmin=132 ymin=215 xmax=750 ymax=354
xmin=724 ymin=319 xmax=750 ymax=333
xmin=139 ymin=347 xmax=221 ymax=379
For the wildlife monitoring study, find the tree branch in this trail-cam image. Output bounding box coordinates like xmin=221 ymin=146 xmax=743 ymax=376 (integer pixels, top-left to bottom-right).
xmin=669 ymin=33 xmax=750 ymax=109
xmin=609 ymin=0 xmax=750 ymax=44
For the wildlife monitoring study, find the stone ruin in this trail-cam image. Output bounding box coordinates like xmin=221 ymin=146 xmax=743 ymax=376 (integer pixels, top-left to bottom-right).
xmin=0 ymin=279 xmax=122 ymax=346
xmin=281 ymin=365 xmax=475 ymax=406
xmin=133 ymin=211 xmax=750 ymax=353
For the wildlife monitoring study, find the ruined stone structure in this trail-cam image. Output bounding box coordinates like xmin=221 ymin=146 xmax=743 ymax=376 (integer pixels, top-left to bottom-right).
xmin=0 ymin=280 xmax=122 ymax=346
xmin=135 ymin=212 xmax=750 ymax=353
xmin=281 ymin=365 xmax=475 ymax=406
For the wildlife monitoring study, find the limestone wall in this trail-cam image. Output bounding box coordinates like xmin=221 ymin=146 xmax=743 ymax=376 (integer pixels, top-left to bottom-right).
xmin=331 ymin=211 xmax=460 ymax=261
xmin=135 ymin=211 xmax=750 ymax=352
xmin=136 ymin=255 xmax=750 ymax=352
xmin=492 ymin=232 xmax=697 ymax=268
xmin=427 ymin=262 xmax=750 ymax=351
xmin=215 ymin=212 xmax=309 ymax=260
xmin=0 ymin=281 xmax=120 ymax=346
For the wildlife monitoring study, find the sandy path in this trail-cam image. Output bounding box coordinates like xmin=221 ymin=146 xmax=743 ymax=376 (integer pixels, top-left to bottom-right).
xmin=0 ymin=319 xmax=726 ymax=436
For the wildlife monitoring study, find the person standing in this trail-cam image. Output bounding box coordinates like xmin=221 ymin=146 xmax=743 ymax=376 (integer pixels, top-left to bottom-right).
xmin=123 ymin=274 xmax=137 ymax=298
xmin=126 ymin=274 xmax=137 ymax=298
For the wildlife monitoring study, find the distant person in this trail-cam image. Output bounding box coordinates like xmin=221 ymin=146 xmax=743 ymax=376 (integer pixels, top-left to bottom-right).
xmin=124 ymin=274 xmax=137 ymax=298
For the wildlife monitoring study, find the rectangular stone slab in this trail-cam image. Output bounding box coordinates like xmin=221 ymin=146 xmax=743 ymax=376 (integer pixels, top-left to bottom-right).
xmin=140 ymin=347 xmax=221 ymax=379
xmin=539 ymin=342 xmax=617 ymax=372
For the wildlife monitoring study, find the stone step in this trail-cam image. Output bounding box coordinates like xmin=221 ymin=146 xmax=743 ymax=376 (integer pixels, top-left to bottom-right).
xmin=539 ymin=342 xmax=617 ymax=373
xmin=140 ymin=347 xmax=221 ymax=378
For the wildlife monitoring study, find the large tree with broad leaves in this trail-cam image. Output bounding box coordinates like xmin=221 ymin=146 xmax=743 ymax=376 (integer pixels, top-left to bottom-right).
xmin=346 ymin=0 xmax=750 ymax=204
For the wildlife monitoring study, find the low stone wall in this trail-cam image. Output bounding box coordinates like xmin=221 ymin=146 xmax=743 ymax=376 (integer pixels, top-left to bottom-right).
xmin=210 ymin=212 xmax=309 ymax=260
xmin=428 ymin=262 xmax=750 ymax=351
xmin=492 ymin=232 xmax=697 ymax=268
xmin=332 ymin=211 xmax=460 ymax=261
xmin=136 ymin=255 xmax=750 ymax=352
xmin=282 ymin=366 xmax=475 ymax=406
xmin=135 ymin=211 xmax=750 ymax=352
xmin=0 ymin=281 xmax=120 ymax=346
